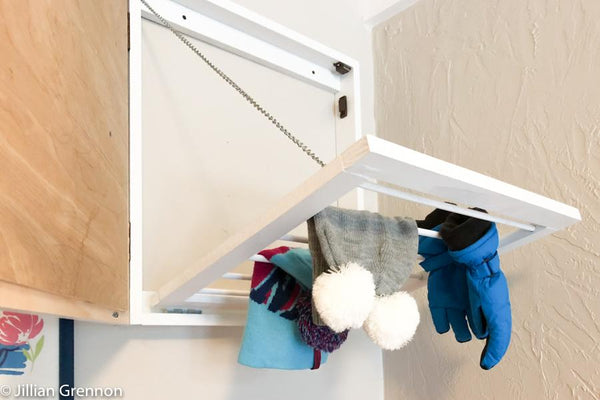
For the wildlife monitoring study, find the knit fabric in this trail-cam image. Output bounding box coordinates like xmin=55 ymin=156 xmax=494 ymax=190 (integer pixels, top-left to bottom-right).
xmin=296 ymin=291 xmax=349 ymax=352
xmin=238 ymin=247 xmax=328 ymax=370
xmin=271 ymin=248 xmax=349 ymax=352
xmin=308 ymin=206 xmax=418 ymax=324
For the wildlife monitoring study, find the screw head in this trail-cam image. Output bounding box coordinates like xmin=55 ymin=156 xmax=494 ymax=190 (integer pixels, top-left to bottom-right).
xmin=112 ymin=312 xmax=119 ymax=318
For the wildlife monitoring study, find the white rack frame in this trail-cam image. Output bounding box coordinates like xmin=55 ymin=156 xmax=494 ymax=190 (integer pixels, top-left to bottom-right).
xmin=129 ymin=0 xmax=581 ymax=326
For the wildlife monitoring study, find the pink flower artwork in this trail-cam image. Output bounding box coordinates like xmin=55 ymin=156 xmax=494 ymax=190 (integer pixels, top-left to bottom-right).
xmin=0 ymin=312 xmax=44 ymax=346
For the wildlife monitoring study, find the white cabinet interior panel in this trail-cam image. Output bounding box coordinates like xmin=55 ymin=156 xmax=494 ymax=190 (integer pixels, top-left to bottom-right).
xmin=142 ymin=20 xmax=336 ymax=291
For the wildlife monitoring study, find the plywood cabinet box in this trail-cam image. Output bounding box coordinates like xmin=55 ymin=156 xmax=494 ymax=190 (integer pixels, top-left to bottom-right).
xmin=0 ymin=0 xmax=129 ymax=323
xmin=0 ymin=0 xmax=580 ymax=326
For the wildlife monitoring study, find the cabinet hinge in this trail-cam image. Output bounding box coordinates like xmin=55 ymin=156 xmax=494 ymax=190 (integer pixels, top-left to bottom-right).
xmin=127 ymin=11 xmax=131 ymax=51
xmin=128 ymin=221 xmax=131 ymax=262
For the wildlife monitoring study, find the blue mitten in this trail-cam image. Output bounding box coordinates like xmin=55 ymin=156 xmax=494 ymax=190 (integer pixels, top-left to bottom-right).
xmin=444 ymin=222 xmax=512 ymax=370
xmin=417 ymin=210 xmax=481 ymax=342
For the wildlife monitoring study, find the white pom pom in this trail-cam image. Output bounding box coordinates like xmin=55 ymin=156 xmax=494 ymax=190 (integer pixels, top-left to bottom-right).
xmin=363 ymin=292 xmax=420 ymax=350
xmin=312 ymin=262 xmax=376 ymax=333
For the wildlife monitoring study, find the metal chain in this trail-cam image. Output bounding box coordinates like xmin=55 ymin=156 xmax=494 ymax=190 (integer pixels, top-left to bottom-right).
xmin=139 ymin=0 xmax=325 ymax=167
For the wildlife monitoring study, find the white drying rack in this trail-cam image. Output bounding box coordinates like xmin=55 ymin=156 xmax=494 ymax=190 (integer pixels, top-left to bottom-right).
xmin=148 ymin=135 xmax=580 ymax=319
xmin=128 ymin=0 xmax=581 ymax=326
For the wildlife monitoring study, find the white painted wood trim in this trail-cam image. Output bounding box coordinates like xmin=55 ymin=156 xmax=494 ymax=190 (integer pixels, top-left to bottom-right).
xmin=141 ymin=0 xmax=361 ymax=92
xmin=172 ymin=0 xmax=359 ymax=70
xmin=363 ymin=0 xmax=422 ymax=29
xmin=360 ymin=182 xmax=536 ymax=232
xmin=222 ymin=272 xmax=252 ymax=280
xmin=129 ymin=0 xmax=144 ymax=325
xmin=353 ymin=136 xmax=581 ymax=230
xmin=199 ymin=288 xmax=249 ymax=297
xmin=138 ymin=312 xmax=246 ymax=326
xmin=139 ymin=292 xmax=246 ymax=326
xmin=153 ymin=135 xmax=580 ymax=310
xmin=498 ymin=226 xmax=556 ymax=255
xmin=186 ymin=293 xmax=249 ymax=305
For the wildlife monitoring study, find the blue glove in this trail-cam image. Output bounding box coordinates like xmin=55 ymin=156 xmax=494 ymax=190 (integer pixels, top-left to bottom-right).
xmin=446 ymin=223 xmax=512 ymax=370
xmin=418 ymin=210 xmax=482 ymax=343
xmin=419 ymin=234 xmax=475 ymax=342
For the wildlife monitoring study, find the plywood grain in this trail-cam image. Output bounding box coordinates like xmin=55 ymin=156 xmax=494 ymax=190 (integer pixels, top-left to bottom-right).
xmin=0 ymin=0 xmax=129 ymax=311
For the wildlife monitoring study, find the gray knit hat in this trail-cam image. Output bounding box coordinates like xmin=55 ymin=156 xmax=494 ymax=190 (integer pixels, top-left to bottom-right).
xmin=308 ymin=206 xmax=418 ymax=326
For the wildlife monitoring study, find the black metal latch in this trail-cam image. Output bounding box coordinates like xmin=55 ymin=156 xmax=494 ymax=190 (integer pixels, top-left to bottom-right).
xmin=338 ymin=96 xmax=348 ymax=119
xmin=333 ymin=61 xmax=352 ymax=75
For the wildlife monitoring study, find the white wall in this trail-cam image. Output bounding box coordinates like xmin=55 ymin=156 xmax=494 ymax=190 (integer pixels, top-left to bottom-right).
xmin=75 ymin=324 xmax=382 ymax=399
xmin=76 ymin=1 xmax=384 ymax=399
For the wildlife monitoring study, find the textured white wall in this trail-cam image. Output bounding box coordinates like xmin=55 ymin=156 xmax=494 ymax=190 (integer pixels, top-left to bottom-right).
xmin=373 ymin=0 xmax=600 ymax=398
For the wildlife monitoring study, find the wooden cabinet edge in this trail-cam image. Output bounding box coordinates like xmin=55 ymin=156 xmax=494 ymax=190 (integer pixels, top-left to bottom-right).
xmin=0 ymin=281 xmax=129 ymax=325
